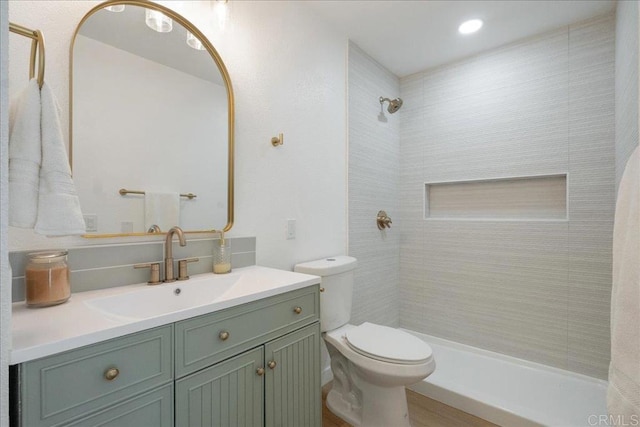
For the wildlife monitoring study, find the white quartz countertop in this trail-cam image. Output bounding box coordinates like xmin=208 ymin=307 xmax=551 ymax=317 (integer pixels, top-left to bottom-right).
xmin=11 ymin=265 xmax=320 ymax=364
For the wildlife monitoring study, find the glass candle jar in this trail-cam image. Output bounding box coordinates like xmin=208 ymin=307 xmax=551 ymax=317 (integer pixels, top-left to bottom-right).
xmin=213 ymin=240 xmax=231 ymax=274
xmin=25 ymin=250 xmax=71 ymax=307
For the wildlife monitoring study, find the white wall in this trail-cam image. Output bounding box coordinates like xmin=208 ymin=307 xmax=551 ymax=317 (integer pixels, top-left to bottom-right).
xmin=1 ymin=2 xmax=10 ymax=424
xmin=399 ymin=15 xmax=615 ymax=379
xmin=73 ymin=35 xmax=227 ymax=233
xmin=7 ymin=1 xmax=348 ymax=270
xmin=5 ymin=0 xmax=347 ymax=415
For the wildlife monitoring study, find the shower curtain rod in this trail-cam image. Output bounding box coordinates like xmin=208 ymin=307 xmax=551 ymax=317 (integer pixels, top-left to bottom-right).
xmin=9 ymin=22 xmax=45 ymax=89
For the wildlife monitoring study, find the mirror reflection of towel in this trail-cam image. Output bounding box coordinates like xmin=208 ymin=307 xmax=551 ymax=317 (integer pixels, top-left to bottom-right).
xmin=145 ymin=192 xmax=179 ymax=232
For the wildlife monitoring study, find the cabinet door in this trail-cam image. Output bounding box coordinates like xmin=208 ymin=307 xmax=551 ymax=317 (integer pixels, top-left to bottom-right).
xmin=65 ymin=384 xmax=173 ymax=427
xmin=265 ymin=323 xmax=321 ymax=427
xmin=175 ymin=347 xmax=264 ymax=427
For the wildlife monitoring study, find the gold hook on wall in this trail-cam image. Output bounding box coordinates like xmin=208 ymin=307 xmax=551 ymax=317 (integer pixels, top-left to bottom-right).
xmin=9 ymin=22 xmax=46 ymax=89
xmin=271 ymin=133 xmax=284 ymax=147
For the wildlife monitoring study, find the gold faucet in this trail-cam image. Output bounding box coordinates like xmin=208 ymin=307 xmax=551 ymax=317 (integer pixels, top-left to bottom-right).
xmin=164 ymin=226 xmax=186 ymax=282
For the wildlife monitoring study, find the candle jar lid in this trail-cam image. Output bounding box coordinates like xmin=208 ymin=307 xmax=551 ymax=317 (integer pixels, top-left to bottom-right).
xmin=28 ymin=250 xmax=68 ymax=264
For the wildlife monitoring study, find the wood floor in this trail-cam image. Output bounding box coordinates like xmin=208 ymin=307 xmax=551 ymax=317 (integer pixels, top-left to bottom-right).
xmin=322 ymin=384 xmax=497 ymax=427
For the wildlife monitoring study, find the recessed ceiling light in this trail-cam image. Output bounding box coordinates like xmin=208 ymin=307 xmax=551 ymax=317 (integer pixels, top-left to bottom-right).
xmin=458 ymin=19 xmax=483 ymax=35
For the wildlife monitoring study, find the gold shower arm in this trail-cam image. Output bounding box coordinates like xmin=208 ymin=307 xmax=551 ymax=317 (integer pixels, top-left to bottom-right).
xmin=9 ymin=22 xmax=45 ymax=89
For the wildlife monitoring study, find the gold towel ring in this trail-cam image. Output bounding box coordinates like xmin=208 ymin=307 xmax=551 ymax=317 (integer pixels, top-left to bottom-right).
xmin=10 ymin=23 xmax=45 ymax=89
xmin=30 ymin=30 xmax=45 ymax=89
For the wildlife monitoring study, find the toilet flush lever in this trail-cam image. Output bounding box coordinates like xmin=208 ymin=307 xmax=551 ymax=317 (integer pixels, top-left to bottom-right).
xmin=377 ymin=210 xmax=392 ymax=230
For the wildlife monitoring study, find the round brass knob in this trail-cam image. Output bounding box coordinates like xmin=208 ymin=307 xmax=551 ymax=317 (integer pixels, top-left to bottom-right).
xmin=293 ymin=307 xmax=302 ymax=314
xmin=219 ymin=331 xmax=230 ymax=341
xmin=104 ymin=367 xmax=119 ymax=381
xmin=256 ymin=367 xmax=265 ymax=376
xmin=267 ymin=360 xmax=277 ymax=370
xmin=319 ymin=287 xmax=325 ymax=293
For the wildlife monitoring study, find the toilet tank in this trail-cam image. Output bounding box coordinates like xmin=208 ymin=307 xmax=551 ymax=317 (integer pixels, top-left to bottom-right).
xmin=294 ymin=256 xmax=357 ymax=332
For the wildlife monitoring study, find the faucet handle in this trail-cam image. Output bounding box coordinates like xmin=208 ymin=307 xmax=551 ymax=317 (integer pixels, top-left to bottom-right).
xmin=134 ymin=262 xmax=162 ymax=285
xmin=177 ymin=258 xmax=199 ymax=281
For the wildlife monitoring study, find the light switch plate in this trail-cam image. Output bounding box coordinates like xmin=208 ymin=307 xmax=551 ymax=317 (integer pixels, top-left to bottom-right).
xmin=286 ymin=219 xmax=296 ymax=240
xmin=84 ymin=214 xmax=97 ymax=232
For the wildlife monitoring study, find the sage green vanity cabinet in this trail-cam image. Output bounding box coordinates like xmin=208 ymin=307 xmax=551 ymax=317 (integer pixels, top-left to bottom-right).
xmin=176 ymin=322 xmax=321 ymax=427
xmin=175 ymin=286 xmax=321 ymax=427
xmin=12 ymin=285 xmax=321 ymax=427
xmin=265 ymin=323 xmax=321 ymax=427
xmin=176 ymin=347 xmax=265 ymax=427
xmin=175 ymin=286 xmax=319 ymax=378
xmin=15 ymin=325 xmax=173 ymax=427
xmin=65 ymin=384 xmax=174 ymax=427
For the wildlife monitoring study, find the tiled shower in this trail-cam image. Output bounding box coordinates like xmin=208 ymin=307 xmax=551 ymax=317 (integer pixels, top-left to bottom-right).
xmin=348 ymin=11 xmax=636 ymax=380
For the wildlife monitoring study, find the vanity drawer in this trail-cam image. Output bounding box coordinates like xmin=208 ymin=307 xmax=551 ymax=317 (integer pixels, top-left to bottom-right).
xmin=176 ymin=285 xmax=319 ymax=377
xmin=65 ymin=383 xmax=173 ymax=427
xmin=20 ymin=325 xmax=173 ymax=427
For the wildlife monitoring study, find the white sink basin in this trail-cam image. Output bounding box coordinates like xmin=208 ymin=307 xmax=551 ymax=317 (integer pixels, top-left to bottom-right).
xmin=13 ymin=266 xmax=321 ymax=364
xmin=84 ymin=274 xmax=239 ymax=320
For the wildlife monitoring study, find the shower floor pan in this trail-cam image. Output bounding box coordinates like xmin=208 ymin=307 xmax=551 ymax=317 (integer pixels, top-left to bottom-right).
xmin=403 ymin=330 xmax=608 ymax=427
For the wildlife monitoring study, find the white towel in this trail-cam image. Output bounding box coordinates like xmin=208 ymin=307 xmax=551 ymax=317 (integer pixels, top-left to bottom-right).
xmin=34 ymin=82 xmax=86 ymax=236
xmin=9 ymin=79 xmax=41 ymax=228
xmin=607 ymin=146 xmax=640 ymax=418
xmin=144 ymin=192 xmax=179 ymax=232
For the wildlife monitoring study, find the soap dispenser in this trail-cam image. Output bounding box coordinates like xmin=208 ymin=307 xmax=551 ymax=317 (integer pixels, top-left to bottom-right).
xmin=213 ymin=231 xmax=231 ymax=274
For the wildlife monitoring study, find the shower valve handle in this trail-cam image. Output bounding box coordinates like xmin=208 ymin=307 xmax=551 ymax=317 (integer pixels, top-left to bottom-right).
xmin=377 ymin=211 xmax=392 ymax=230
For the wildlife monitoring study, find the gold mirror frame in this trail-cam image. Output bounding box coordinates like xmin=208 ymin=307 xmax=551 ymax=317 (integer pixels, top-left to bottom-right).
xmin=69 ymin=0 xmax=234 ymax=238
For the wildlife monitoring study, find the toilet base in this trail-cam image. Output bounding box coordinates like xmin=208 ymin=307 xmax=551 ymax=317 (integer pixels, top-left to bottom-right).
xmin=326 ymin=381 xmax=411 ymax=427
xmin=324 ymin=328 xmax=430 ymax=427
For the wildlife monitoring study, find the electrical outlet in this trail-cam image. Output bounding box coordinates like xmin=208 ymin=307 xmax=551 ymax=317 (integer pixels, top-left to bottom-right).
xmin=84 ymin=214 xmax=97 ymax=232
xmin=286 ymin=219 xmax=296 ymax=240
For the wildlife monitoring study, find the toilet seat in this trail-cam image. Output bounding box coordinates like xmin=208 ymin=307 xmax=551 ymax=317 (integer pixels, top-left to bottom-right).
xmin=344 ymin=322 xmax=432 ymax=365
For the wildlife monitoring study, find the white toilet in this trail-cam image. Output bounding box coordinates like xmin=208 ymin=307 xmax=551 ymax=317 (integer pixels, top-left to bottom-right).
xmin=294 ymin=256 xmax=435 ymax=427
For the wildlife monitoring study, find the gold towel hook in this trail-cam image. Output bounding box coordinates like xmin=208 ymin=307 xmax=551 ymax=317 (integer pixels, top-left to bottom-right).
xmin=271 ymin=133 xmax=284 ymax=147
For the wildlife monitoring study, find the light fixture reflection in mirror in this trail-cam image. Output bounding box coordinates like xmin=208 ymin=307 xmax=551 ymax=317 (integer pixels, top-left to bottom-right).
xmin=145 ymin=9 xmax=173 ymax=33
xmin=105 ymin=5 xmax=125 ymax=12
xmin=186 ymin=31 xmax=205 ymax=51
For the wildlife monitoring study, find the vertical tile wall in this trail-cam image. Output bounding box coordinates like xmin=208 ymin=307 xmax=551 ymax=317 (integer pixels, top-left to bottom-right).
xmin=399 ymin=15 xmax=615 ymax=378
xmin=615 ymin=0 xmax=639 ymax=189
xmin=348 ymin=42 xmax=401 ymax=327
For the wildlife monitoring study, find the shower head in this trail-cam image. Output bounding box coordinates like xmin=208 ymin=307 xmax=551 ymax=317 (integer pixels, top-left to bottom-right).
xmin=379 ymin=96 xmax=403 ymax=114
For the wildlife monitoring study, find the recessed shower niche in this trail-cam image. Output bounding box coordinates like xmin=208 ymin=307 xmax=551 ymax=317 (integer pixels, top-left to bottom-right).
xmin=424 ymin=174 xmax=567 ymax=220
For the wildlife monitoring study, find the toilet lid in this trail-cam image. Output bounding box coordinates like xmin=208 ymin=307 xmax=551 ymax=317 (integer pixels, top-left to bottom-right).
xmin=345 ymin=323 xmax=432 ymax=364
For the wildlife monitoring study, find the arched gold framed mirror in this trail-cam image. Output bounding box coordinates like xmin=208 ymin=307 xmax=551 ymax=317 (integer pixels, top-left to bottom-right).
xmin=70 ymin=0 xmax=234 ymax=237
